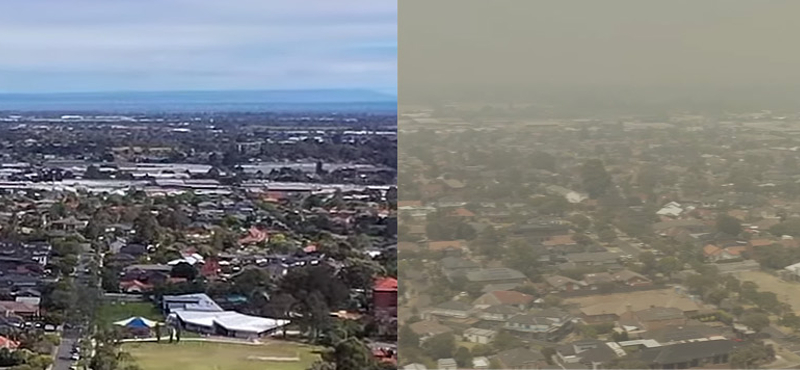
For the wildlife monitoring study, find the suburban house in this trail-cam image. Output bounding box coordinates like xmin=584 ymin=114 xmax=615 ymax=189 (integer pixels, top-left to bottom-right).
xmin=466 ymin=268 xmax=528 ymax=286
xmin=476 ymin=304 xmax=521 ymax=322
xmin=463 ymin=327 xmax=497 ymax=344
xmin=545 ymin=275 xmax=587 ymax=293
xmin=642 ymin=323 xmax=729 ymax=345
xmin=635 ymin=339 xmax=735 ymax=369
xmin=543 ymin=235 xmax=578 ymax=248
xmin=373 ymin=277 xmax=398 ymax=317
xmin=0 ymin=301 xmax=39 ymax=319
xmin=409 ymin=320 xmax=452 ymax=342
xmin=472 ymin=356 xmax=490 ymax=370
xmin=510 ymin=221 xmax=570 ymax=243
xmin=426 ymin=301 xmax=472 ymax=319
xmin=436 ymin=358 xmax=457 ymax=370
xmin=612 ymin=270 xmax=653 ymax=287
xmin=441 ymin=256 xmax=480 ymax=279
xmin=565 ymin=252 xmax=621 ymax=267
xmin=503 ymin=309 xmax=574 ymax=341
xmin=783 ymin=262 xmax=800 ymax=281
xmin=472 ymin=290 xmax=534 ymax=310
xmin=427 ymin=240 xmax=466 ymax=254
xmin=703 ymin=244 xmax=746 ymax=262
xmin=556 ymin=340 xmax=621 ymax=368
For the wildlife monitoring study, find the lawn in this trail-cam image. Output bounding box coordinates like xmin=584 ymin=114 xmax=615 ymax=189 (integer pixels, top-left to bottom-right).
xmin=96 ymin=301 xmax=163 ymax=328
xmin=122 ymin=340 xmax=322 ymax=370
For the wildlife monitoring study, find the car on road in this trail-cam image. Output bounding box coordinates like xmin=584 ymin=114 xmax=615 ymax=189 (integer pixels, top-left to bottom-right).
xmin=71 ymin=353 xmax=80 ymax=361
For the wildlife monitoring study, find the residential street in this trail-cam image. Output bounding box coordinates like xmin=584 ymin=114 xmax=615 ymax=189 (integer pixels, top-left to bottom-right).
xmin=52 ymin=331 xmax=77 ymax=370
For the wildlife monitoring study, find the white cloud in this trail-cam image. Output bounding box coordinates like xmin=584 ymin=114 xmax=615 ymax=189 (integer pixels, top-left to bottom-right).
xmin=0 ymin=0 xmax=396 ymax=92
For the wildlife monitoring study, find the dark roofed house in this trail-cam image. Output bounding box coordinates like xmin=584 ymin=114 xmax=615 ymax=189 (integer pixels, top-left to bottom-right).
xmin=557 ymin=340 xmax=620 ymax=368
xmin=503 ymin=309 xmax=573 ymax=342
xmin=476 ymin=304 xmax=521 ymax=322
xmin=566 ymin=252 xmax=621 ymax=267
xmin=466 ymin=268 xmax=527 ymax=286
xmin=409 ymin=320 xmax=453 ymax=339
xmin=643 ymin=323 xmax=728 ymax=344
xmin=48 ymin=216 xmax=88 ymax=232
xmin=427 ymin=301 xmax=472 ymax=319
xmin=494 ymin=347 xmax=547 ymax=370
xmin=441 ymin=256 xmax=480 ymax=278
xmin=612 ymin=269 xmax=652 ymax=286
xmin=0 ymin=301 xmax=39 ymax=319
xmin=636 ymin=339 xmax=735 ymax=369
xmin=119 ymin=243 xmax=148 ymax=257
xmin=583 ymin=272 xmax=615 ymax=290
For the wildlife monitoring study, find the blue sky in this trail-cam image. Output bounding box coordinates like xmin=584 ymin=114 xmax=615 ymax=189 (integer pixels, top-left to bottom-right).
xmin=0 ymin=0 xmax=396 ymax=94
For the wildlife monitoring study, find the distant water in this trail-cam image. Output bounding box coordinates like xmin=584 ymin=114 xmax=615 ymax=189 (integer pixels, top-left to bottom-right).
xmin=0 ymin=89 xmax=397 ymax=113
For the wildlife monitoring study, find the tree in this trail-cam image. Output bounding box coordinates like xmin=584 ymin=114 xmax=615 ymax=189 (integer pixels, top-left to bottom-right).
xmin=399 ymin=325 xmax=420 ymax=349
xmin=339 ymin=258 xmax=384 ymax=293
xmin=753 ymin=291 xmax=784 ymax=314
xmin=327 ymin=338 xmax=375 ymax=370
xmin=230 ymin=268 xmax=273 ymax=296
xmin=280 ymin=265 xmax=349 ymax=311
xmin=741 ymin=312 xmax=770 ymax=332
xmin=598 ymin=228 xmax=617 ymax=243
xmin=262 ymin=293 xmax=296 ymax=337
xmin=717 ymin=214 xmax=743 ymax=236
xmin=454 ymin=346 xmax=472 ymax=368
xmin=573 ymin=233 xmax=592 ymax=246
xmin=730 ymin=343 xmax=774 ymax=369
xmin=424 ymin=333 xmax=455 ymax=359
xmin=543 ymin=295 xmax=563 ymax=308
xmin=301 ymin=291 xmax=332 ymax=342
xmin=657 ymin=256 xmax=682 ymax=280
xmin=781 ymin=313 xmax=800 ymax=332
xmin=133 ymin=209 xmax=159 ymax=244
xmin=581 ymin=159 xmax=612 ymax=199
xmin=568 ymin=214 xmax=591 ymax=231
xmin=492 ymin=330 xmax=519 ymax=351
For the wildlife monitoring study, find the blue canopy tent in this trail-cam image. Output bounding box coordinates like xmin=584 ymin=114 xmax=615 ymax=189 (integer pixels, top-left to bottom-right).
xmin=113 ymin=316 xmax=158 ymax=329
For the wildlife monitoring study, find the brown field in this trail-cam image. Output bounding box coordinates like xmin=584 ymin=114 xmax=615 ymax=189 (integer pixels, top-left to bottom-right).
xmin=736 ymin=271 xmax=800 ymax=314
xmin=564 ymin=288 xmax=705 ymax=317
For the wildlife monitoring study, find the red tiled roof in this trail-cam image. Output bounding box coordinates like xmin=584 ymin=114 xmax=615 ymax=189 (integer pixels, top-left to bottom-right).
xmin=0 ymin=336 xmax=19 ymax=350
xmin=398 ymin=200 xmax=422 ymax=207
xmin=749 ymin=239 xmax=775 ymax=247
xmin=703 ymin=244 xmax=722 ymax=256
xmin=451 ymin=208 xmax=475 ymax=218
xmin=374 ymin=277 xmax=398 ymax=292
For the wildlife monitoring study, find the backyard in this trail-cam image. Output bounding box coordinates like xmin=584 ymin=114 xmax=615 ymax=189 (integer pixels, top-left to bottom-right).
xmin=122 ymin=340 xmax=322 ymax=370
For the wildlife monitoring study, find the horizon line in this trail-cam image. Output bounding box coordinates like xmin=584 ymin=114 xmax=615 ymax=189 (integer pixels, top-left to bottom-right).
xmin=0 ymin=87 xmax=396 ymax=97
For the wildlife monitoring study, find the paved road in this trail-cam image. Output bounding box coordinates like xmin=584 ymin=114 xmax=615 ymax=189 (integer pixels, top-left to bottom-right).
xmin=52 ymin=332 xmax=77 ymax=370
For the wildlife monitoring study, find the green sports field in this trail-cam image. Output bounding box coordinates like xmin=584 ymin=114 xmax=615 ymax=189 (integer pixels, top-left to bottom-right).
xmin=122 ymin=340 xmax=322 ymax=370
